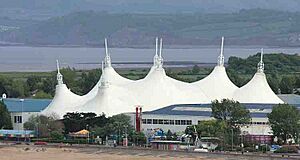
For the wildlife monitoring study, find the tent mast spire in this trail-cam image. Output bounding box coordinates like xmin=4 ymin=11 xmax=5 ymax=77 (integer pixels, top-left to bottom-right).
xmin=217 ymin=36 xmax=225 ymax=66
xmin=159 ymin=38 xmax=162 ymax=58
xmin=157 ymin=38 xmax=163 ymax=68
xmin=257 ymin=48 xmax=264 ymax=73
xmin=104 ymin=38 xmax=111 ymax=68
xmin=153 ymin=37 xmax=160 ymax=67
xmin=155 ymin=37 xmax=158 ymax=57
xmin=56 ymin=60 xmax=63 ymax=85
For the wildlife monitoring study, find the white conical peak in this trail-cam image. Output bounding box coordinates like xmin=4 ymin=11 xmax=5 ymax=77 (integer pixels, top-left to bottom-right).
xmin=257 ymin=48 xmax=264 ymax=73
xmin=104 ymin=38 xmax=111 ymax=68
xmin=56 ymin=60 xmax=63 ymax=85
xmin=217 ymin=37 xmax=225 ymax=66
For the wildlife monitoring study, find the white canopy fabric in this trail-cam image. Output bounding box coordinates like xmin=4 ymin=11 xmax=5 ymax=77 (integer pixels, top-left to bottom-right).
xmin=193 ymin=65 xmax=238 ymax=101
xmin=233 ymin=72 xmax=283 ymax=104
xmin=42 ymin=38 xmax=283 ymax=118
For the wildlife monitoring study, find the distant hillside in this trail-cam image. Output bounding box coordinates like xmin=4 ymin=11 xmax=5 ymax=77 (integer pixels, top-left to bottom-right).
xmin=2 ymin=0 xmax=300 ymax=20
xmin=2 ymin=9 xmax=300 ymax=47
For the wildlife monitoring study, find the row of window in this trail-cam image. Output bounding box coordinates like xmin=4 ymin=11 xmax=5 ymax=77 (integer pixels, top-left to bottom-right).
xmin=248 ymin=122 xmax=269 ymax=125
xmin=14 ymin=116 xmax=22 ymax=123
xmin=197 ymin=120 xmax=269 ymax=125
xmin=142 ymin=119 xmax=192 ymax=125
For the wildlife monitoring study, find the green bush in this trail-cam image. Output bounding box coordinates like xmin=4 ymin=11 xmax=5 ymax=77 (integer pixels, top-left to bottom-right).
xmin=31 ymin=138 xmax=90 ymax=144
xmin=244 ymin=146 xmax=256 ymax=152
xmin=274 ymin=146 xmax=299 ymax=153
xmin=50 ymin=131 xmax=64 ymax=140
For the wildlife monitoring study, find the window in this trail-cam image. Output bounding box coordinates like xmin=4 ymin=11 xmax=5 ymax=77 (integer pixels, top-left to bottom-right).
xmin=142 ymin=119 xmax=146 ymax=124
xmin=163 ymin=119 xmax=169 ymax=125
xmin=170 ymin=120 xmax=174 ymax=125
xmin=153 ymin=119 xmax=158 ymax=124
xmin=14 ymin=116 xmax=22 ymax=123
xmin=146 ymin=119 xmax=152 ymax=124
xmin=175 ymin=120 xmax=180 ymax=125
xmin=158 ymin=119 xmax=163 ymax=124
xmin=181 ymin=120 xmax=186 ymax=125
xmin=187 ymin=120 xmax=192 ymax=125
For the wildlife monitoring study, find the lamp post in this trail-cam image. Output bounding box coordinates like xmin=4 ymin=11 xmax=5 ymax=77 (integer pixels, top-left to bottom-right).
xmin=231 ymin=129 xmax=234 ymax=151
xmin=124 ymin=125 xmax=128 ymax=147
xmin=20 ymin=99 xmax=24 ymax=141
xmin=86 ymin=124 xmax=89 ymax=144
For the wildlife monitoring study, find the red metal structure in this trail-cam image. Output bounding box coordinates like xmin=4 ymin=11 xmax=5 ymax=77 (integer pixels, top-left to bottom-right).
xmin=135 ymin=106 xmax=142 ymax=132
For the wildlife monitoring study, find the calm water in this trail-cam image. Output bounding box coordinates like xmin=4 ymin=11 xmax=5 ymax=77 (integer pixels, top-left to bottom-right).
xmin=0 ymin=46 xmax=299 ymax=72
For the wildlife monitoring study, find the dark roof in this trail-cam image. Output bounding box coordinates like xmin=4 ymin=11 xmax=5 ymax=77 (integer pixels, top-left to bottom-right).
xmin=278 ymin=94 xmax=300 ymax=104
xmin=3 ymin=98 xmax=51 ymax=112
xmin=145 ymin=103 xmax=300 ymax=118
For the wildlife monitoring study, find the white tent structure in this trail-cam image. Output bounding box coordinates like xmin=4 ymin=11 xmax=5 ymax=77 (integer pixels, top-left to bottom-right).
xmin=41 ymin=60 xmax=83 ymax=117
xmin=193 ymin=37 xmax=238 ymax=101
xmin=42 ymin=37 xmax=284 ymax=118
xmin=79 ymin=38 xmax=209 ymax=116
xmin=233 ymin=49 xmax=284 ymax=104
xmin=80 ymin=38 xmax=133 ymax=100
xmin=122 ymin=38 xmax=209 ymax=112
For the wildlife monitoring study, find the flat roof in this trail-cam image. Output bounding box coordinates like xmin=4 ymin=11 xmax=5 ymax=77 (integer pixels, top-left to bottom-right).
xmin=143 ymin=103 xmax=300 ymax=118
xmin=278 ymin=94 xmax=300 ymax=104
xmin=3 ymin=98 xmax=51 ymax=112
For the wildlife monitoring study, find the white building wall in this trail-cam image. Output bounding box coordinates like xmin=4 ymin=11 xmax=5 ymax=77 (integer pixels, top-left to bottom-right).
xmin=126 ymin=113 xmax=271 ymax=136
xmin=10 ymin=112 xmax=39 ymax=130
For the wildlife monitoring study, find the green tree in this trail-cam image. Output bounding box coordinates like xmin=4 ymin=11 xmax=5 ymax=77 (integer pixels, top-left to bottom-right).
xmin=279 ymin=76 xmax=295 ymax=94
xmin=80 ymin=69 xmax=101 ymax=94
xmin=129 ymin=131 xmax=146 ymax=146
xmin=9 ymin=80 xmax=29 ymax=98
xmin=50 ymin=130 xmax=64 ymax=140
xmin=27 ymin=75 xmax=42 ymax=92
xmin=92 ymin=114 xmax=134 ymax=145
xmin=63 ymin=112 xmax=108 ymax=134
xmin=0 ymin=101 xmax=12 ymax=129
xmin=42 ymin=76 xmax=56 ymax=96
xmin=0 ymin=76 xmax=12 ymax=96
xmin=211 ymin=99 xmax=250 ymax=148
xmin=60 ymin=67 xmax=77 ymax=88
xmin=268 ymin=104 xmax=300 ymax=144
xmin=192 ymin=65 xmax=200 ymax=74
xmin=267 ymin=74 xmax=280 ymax=93
xmin=211 ymin=99 xmax=250 ymax=129
xmin=196 ymin=120 xmax=226 ymax=138
xmin=24 ymin=115 xmax=64 ymax=138
xmin=33 ymin=91 xmax=52 ymax=99
xmin=166 ymin=129 xmax=173 ymax=140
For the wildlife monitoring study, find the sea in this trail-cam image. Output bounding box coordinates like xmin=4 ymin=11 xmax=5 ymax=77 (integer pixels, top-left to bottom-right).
xmin=0 ymin=46 xmax=299 ymax=72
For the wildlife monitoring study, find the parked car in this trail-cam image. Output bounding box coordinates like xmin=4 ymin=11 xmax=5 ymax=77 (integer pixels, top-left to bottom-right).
xmin=34 ymin=141 xmax=47 ymax=145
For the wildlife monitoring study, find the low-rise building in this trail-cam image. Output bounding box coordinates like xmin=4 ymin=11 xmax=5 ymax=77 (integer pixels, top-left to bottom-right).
xmin=3 ymin=98 xmax=51 ymax=130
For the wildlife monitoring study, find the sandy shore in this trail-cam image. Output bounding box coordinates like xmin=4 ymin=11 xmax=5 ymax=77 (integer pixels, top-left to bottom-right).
xmin=0 ymin=146 xmax=222 ymax=160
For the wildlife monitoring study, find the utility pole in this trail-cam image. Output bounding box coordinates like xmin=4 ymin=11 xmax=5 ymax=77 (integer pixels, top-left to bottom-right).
xmin=231 ymin=129 xmax=234 ymax=151
xmin=124 ymin=125 xmax=128 ymax=147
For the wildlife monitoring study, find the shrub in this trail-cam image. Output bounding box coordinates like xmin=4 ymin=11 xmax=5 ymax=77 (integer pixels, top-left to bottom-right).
xmin=50 ymin=131 xmax=64 ymax=140
xmin=274 ymin=146 xmax=299 ymax=153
